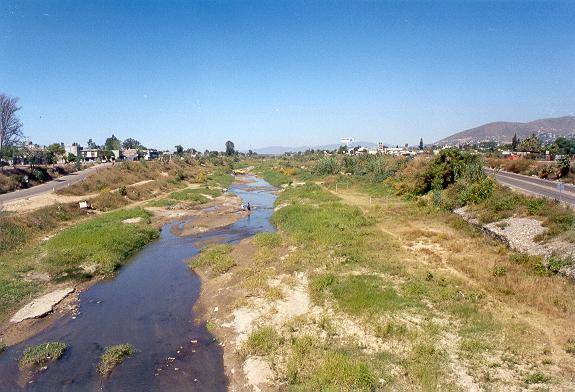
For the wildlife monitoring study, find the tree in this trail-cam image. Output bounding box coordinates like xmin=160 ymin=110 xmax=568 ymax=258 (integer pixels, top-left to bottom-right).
xmin=122 ymin=138 xmax=143 ymax=150
xmin=175 ymin=145 xmax=184 ymax=155
xmin=419 ymin=138 xmax=424 ymax=150
xmin=0 ymin=94 xmax=24 ymax=157
xmin=87 ymin=138 xmax=98 ymax=149
xmin=553 ymin=137 xmax=575 ymax=155
xmin=337 ymin=145 xmax=348 ymax=154
xmin=225 ymin=140 xmax=236 ymax=156
xmin=46 ymin=143 xmax=65 ymax=163
xmin=518 ymin=134 xmax=541 ymax=153
xmin=66 ymin=153 xmax=77 ymax=163
xmin=511 ymin=133 xmax=519 ymax=152
xmin=104 ymin=134 xmax=121 ymax=151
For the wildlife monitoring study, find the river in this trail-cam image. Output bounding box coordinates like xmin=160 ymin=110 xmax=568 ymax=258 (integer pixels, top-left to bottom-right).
xmin=0 ymin=176 xmax=277 ymax=391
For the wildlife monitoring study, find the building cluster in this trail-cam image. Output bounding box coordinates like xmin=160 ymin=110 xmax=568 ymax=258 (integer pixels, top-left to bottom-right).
xmin=63 ymin=144 xmax=160 ymax=162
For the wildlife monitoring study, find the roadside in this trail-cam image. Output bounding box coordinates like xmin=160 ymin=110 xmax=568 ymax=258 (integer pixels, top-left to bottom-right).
xmin=487 ymin=168 xmax=575 ymax=206
xmin=0 ymin=163 xmax=108 ymax=203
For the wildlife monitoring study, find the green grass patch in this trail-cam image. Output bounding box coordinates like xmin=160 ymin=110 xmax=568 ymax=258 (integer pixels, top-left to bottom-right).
xmin=98 ymin=343 xmax=136 ymax=376
xmin=405 ymin=341 xmax=449 ymax=391
xmin=146 ymin=198 xmax=178 ymax=207
xmin=0 ymin=279 xmax=40 ymax=319
xmin=330 ymin=275 xmax=406 ymax=315
xmin=285 ymin=335 xmax=376 ymax=391
xmin=207 ymin=167 xmax=234 ymax=188
xmin=253 ymin=232 xmax=282 ymax=248
xmin=524 ymin=371 xmax=550 ymax=385
xmin=44 ymin=208 xmax=159 ymax=276
xmin=190 ymin=244 xmax=236 ymax=274
xmin=241 ymin=326 xmax=283 ymax=357
xmin=169 ymin=187 xmax=222 ymax=203
xmin=19 ymin=342 xmax=67 ymax=369
xmin=258 ymin=169 xmax=291 ymax=187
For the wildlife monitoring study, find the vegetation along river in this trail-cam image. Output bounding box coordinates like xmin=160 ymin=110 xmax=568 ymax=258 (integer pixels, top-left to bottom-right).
xmin=0 ymin=176 xmax=277 ymax=391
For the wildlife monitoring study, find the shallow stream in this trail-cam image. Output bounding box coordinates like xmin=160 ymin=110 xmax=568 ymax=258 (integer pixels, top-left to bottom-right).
xmin=0 ymin=176 xmax=276 ymax=391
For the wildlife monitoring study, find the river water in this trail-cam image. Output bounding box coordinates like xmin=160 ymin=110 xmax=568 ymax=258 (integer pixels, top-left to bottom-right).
xmin=0 ymin=176 xmax=276 ymax=391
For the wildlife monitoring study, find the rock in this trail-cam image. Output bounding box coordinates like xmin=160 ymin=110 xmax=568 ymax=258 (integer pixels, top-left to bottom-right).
xmin=10 ymin=287 xmax=75 ymax=323
xmin=122 ymin=217 xmax=143 ymax=224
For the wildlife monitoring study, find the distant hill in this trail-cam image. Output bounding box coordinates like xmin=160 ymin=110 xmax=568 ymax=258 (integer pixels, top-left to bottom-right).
xmin=252 ymin=141 xmax=379 ymax=155
xmin=436 ymin=116 xmax=575 ymax=146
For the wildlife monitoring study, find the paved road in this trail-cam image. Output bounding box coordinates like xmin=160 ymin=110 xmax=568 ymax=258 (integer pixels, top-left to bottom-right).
xmin=486 ymin=168 xmax=575 ymax=206
xmin=0 ymin=163 xmax=111 ymax=204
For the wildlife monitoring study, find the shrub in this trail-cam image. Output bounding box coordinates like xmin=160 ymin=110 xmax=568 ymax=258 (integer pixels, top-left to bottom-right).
xmin=118 ymin=185 xmax=127 ymax=196
xmin=459 ymin=176 xmax=494 ymax=205
xmin=314 ymin=157 xmax=339 ymax=175
xmin=91 ymin=191 xmax=130 ymax=211
xmin=527 ymin=198 xmax=545 ymax=215
xmin=492 ymin=266 xmax=507 ymax=277
xmin=524 ymin=371 xmax=549 ymax=385
xmin=565 ymin=338 xmax=575 ymax=355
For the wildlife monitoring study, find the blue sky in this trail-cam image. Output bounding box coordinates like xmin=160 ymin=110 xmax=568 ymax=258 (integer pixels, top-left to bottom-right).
xmin=1 ymin=1 xmax=574 ymax=151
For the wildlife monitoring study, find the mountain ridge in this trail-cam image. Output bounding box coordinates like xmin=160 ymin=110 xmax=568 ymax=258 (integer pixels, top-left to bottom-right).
xmin=436 ymin=116 xmax=575 ymax=145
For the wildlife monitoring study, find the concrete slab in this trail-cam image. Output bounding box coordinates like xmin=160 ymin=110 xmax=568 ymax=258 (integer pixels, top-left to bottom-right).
xmin=10 ymin=287 xmax=75 ymax=323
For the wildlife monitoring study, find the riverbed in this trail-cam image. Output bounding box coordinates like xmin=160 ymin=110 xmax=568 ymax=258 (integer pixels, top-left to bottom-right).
xmin=0 ymin=176 xmax=276 ymax=391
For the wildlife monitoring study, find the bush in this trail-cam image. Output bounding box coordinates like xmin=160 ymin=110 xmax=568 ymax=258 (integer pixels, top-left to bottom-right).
xmin=91 ymin=191 xmax=130 ymax=211
xmin=492 ymin=266 xmax=507 ymax=277
xmin=524 ymin=371 xmax=549 ymax=385
xmin=314 ymin=157 xmax=340 ymax=175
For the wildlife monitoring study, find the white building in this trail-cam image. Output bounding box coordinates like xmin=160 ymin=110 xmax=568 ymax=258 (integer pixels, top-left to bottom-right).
xmin=64 ymin=144 xmax=81 ymax=157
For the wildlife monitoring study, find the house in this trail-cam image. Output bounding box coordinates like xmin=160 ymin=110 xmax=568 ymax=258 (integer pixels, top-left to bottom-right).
xmin=64 ymin=144 xmax=81 ymax=157
xmin=142 ymin=149 xmax=159 ymax=160
xmin=122 ymin=149 xmax=140 ymax=161
xmin=81 ymin=148 xmax=102 ymax=161
xmin=383 ymin=147 xmax=405 ymax=156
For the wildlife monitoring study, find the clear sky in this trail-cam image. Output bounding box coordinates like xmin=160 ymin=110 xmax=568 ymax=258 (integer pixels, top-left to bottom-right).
xmin=1 ymin=1 xmax=574 ymax=151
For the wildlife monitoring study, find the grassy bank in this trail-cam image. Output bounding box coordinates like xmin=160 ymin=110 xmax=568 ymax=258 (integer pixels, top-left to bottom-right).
xmin=0 ymin=207 xmax=159 ymax=320
xmin=44 ymin=208 xmax=159 ymax=275
xmin=199 ymin=180 xmax=575 ymax=390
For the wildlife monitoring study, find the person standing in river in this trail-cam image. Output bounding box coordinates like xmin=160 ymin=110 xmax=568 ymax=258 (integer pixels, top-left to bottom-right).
xmin=247 ymin=202 xmax=251 ymax=211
